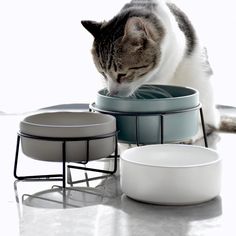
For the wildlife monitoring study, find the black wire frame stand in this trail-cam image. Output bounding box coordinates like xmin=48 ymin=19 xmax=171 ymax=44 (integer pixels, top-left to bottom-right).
xmin=13 ymin=131 xmax=119 ymax=189
xmin=90 ymin=103 xmax=208 ymax=148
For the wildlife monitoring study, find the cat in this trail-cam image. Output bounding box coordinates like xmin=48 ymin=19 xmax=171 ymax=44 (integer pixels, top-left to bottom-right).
xmin=81 ymin=0 xmax=230 ymax=142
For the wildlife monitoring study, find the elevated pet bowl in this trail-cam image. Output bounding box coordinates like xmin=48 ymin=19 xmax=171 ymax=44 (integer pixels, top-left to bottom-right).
xmin=91 ymin=85 xmax=200 ymax=144
xmin=120 ymin=144 xmax=221 ymax=205
xmin=20 ymin=112 xmax=116 ymax=162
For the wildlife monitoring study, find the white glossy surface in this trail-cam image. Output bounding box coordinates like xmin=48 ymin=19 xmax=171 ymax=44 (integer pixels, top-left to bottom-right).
xmin=120 ymin=144 xmax=221 ymax=205
xmin=20 ymin=112 xmax=116 ymax=162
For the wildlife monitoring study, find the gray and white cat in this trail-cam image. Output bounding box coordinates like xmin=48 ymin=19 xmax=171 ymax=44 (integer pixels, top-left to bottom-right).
xmin=82 ymin=0 xmax=221 ymax=141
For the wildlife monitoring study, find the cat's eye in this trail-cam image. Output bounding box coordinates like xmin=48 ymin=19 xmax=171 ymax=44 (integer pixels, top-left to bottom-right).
xmin=117 ymin=73 xmax=126 ymax=83
xmin=129 ymin=65 xmax=150 ymax=70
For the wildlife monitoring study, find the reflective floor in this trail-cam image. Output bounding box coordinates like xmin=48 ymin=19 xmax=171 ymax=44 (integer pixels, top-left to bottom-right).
xmin=1 ymin=109 xmax=236 ymax=236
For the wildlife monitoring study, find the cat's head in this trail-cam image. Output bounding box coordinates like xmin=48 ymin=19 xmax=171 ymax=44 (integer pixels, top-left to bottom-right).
xmin=81 ymin=16 xmax=164 ymax=97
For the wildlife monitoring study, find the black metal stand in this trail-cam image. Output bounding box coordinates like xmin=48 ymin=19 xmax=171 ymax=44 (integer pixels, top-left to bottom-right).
xmin=90 ymin=103 xmax=208 ymax=147
xmin=14 ymin=131 xmax=119 ymax=188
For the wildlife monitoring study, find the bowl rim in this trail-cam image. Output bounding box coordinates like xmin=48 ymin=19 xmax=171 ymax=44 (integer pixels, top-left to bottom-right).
xmin=120 ymin=144 xmax=221 ymax=169
xmin=20 ymin=111 xmax=116 ymax=138
xmin=21 ymin=111 xmax=115 ymax=128
xmin=97 ymin=85 xmax=199 ymax=102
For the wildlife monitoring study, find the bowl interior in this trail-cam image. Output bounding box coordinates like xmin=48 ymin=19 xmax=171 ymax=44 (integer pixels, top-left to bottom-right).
xmin=121 ymin=144 xmax=220 ymax=168
xmin=23 ymin=112 xmax=113 ymax=127
xmin=98 ymin=85 xmax=197 ymax=100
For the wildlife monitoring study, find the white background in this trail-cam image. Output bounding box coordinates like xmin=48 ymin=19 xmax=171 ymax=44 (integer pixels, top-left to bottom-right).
xmin=0 ymin=0 xmax=235 ymax=113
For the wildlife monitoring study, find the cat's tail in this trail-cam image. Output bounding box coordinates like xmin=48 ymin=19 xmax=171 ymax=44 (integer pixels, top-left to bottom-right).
xmin=216 ymin=105 xmax=236 ymax=132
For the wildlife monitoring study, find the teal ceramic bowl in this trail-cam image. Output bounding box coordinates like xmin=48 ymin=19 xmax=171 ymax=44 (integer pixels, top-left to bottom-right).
xmin=93 ymin=85 xmax=200 ymax=144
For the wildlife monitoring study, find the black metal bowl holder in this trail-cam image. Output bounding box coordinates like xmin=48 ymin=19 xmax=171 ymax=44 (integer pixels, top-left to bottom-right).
xmin=13 ymin=103 xmax=208 ymax=189
xmin=90 ymin=103 xmax=208 ymax=147
xmin=14 ymin=130 xmax=119 ymax=189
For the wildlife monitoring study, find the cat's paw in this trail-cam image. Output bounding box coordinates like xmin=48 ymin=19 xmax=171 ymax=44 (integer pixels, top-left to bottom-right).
xmin=180 ymin=124 xmax=215 ymax=145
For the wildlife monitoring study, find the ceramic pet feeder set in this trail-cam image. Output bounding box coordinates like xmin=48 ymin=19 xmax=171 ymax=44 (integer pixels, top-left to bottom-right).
xmin=13 ymin=84 xmax=222 ymax=205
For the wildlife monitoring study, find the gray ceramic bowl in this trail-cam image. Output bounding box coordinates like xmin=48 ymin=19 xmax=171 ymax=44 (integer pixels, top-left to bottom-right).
xmin=93 ymin=85 xmax=199 ymax=144
xmin=20 ymin=112 xmax=116 ymax=162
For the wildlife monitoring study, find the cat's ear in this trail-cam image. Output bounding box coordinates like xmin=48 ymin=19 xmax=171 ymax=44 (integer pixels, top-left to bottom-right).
xmin=81 ymin=20 xmax=102 ymax=38
xmin=122 ymin=17 xmax=149 ymax=49
xmin=123 ymin=17 xmax=148 ymax=38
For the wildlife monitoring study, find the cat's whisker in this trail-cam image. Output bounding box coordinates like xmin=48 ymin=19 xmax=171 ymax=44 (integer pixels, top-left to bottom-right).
xmin=129 ymin=93 xmax=136 ymax=98
xmin=104 ymin=90 xmax=111 ymax=96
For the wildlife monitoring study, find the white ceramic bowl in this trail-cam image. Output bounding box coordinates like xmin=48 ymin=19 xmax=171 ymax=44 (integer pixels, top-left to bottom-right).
xmin=120 ymin=144 xmax=221 ymax=205
xmin=20 ymin=112 xmax=116 ymax=162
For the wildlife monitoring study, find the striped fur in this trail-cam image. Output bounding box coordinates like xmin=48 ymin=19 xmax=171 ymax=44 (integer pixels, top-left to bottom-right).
xmin=82 ymin=0 xmax=225 ymax=138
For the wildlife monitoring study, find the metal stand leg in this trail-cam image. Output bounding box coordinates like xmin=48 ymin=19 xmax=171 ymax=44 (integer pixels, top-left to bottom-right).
xmin=67 ymin=135 xmax=118 ymax=184
xmin=135 ymin=116 xmax=140 ymax=146
xmin=160 ymin=115 xmax=164 ymax=144
xmin=13 ymin=134 xmax=63 ymax=181
xmin=133 ymin=108 xmax=207 ymax=147
xmin=68 ymin=157 xmax=117 ymax=174
xmin=199 ymin=108 xmax=208 ymax=148
xmin=13 ymin=135 xmax=21 ymax=179
xmin=62 ymin=141 xmax=66 ymax=188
